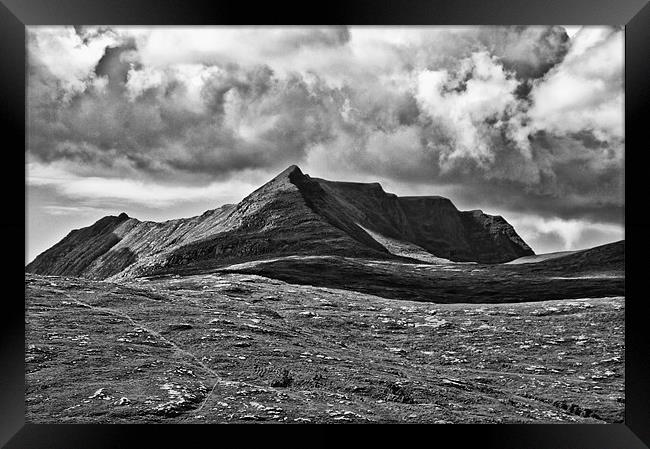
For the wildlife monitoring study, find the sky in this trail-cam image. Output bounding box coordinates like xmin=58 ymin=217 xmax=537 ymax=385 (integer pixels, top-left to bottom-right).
xmin=26 ymin=26 xmax=624 ymax=263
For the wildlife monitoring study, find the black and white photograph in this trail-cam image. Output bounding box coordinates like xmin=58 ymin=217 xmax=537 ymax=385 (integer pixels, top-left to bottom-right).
xmin=24 ymin=25 xmax=625 ymax=424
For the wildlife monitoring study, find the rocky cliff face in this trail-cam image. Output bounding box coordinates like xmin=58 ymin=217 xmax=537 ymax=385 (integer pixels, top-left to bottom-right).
xmin=26 ymin=165 xmax=534 ymax=280
xmin=308 ymin=178 xmax=533 ymax=263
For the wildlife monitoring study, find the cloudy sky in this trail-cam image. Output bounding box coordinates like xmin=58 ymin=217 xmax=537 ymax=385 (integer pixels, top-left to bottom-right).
xmin=26 ymin=26 xmax=624 ymax=263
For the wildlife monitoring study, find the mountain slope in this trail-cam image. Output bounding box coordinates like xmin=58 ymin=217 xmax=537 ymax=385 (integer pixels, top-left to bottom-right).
xmin=25 ymin=213 xmax=133 ymax=278
xmin=308 ymin=179 xmax=533 ymax=262
xmin=506 ymin=250 xmax=580 ymax=265
xmin=26 ymin=165 xmax=534 ymax=280
xmin=517 ymin=240 xmax=624 ymax=275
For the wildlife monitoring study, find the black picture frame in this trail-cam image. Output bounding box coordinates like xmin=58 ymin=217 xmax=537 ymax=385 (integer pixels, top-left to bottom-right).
xmin=3 ymin=0 xmax=649 ymax=447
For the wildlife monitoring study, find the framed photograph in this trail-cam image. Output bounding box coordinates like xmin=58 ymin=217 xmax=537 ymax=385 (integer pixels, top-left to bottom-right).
xmin=3 ymin=0 xmax=649 ymax=447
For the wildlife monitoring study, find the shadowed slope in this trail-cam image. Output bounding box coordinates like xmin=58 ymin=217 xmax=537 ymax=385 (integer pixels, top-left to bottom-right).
xmin=219 ymin=253 xmax=624 ymax=304
xmin=459 ymin=210 xmax=534 ymax=263
xmin=506 ymin=250 xmax=579 ymax=265
xmin=517 ymin=241 xmax=624 ymax=274
xmin=312 ymin=178 xmax=533 ymax=263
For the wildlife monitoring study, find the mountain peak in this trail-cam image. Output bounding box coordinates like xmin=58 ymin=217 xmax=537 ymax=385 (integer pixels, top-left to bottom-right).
xmin=27 ymin=167 xmax=537 ymax=279
xmin=276 ymin=164 xmax=303 ymax=178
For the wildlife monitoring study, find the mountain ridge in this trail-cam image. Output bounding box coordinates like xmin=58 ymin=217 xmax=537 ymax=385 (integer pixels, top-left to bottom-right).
xmin=27 ymin=165 xmax=536 ymax=280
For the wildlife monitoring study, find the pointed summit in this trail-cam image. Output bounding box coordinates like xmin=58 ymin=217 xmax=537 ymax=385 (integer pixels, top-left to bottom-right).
xmin=251 ymin=165 xmax=307 ymax=191
xmin=243 ymin=164 xmax=308 ymax=201
xmin=273 ymin=164 xmax=304 ymax=180
xmin=252 ymin=165 xmax=308 ymax=194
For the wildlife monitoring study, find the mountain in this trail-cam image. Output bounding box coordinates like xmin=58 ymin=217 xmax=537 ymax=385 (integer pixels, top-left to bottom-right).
xmin=26 ymin=165 xmax=534 ymax=280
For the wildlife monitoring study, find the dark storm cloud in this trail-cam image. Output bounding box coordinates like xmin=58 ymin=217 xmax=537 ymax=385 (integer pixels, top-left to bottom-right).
xmin=343 ymin=140 xmax=623 ymax=225
xmin=354 ymin=126 xmax=623 ymax=224
xmin=480 ymin=26 xmax=570 ymax=81
xmin=93 ymin=42 xmax=140 ymax=91
xmin=27 ymin=26 xmax=623 ymax=229
xmin=29 ymin=44 xmax=344 ymax=182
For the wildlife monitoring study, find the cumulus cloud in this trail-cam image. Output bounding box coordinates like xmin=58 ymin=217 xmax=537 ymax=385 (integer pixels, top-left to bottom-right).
xmin=475 ymin=26 xmax=571 ymax=82
xmin=415 ymin=51 xmax=521 ymax=169
xmin=26 ymin=25 xmax=624 ymax=255
xmin=528 ymin=27 xmax=624 ymax=141
xmin=28 ymin=26 xmax=119 ymax=95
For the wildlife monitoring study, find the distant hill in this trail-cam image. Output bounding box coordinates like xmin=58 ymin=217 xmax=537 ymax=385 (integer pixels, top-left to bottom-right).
xmin=515 ymin=240 xmax=624 ymax=275
xmin=506 ymin=250 xmax=580 ymax=265
xmin=26 ymin=165 xmax=534 ymax=280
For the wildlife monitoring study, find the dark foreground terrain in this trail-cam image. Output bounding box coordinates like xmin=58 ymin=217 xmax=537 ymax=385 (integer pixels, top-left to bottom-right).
xmin=26 ymin=266 xmax=624 ymax=423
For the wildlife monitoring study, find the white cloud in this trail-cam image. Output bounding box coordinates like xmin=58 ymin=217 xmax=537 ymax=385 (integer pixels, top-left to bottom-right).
xmin=415 ymin=51 xmax=519 ymax=168
xmin=41 ymin=205 xmax=109 ymax=216
xmin=528 ymin=27 xmax=624 ymax=141
xmin=27 ymin=162 xmax=257 ymax=208
xmin=130 ymin=27 xmax=352 ymax=77
xmin=28 ymin=26 xmax=118 ymax=96
xmin=125 ymin=65 xmax=164 ymax=101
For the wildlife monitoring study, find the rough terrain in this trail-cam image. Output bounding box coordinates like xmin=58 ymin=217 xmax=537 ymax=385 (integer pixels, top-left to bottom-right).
xmin=26 ymin=270 xmax=624 ymax=424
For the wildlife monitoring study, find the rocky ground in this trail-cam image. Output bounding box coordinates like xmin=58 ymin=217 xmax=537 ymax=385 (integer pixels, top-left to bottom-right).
xmin=25 ymin=269 xmax=624 ymax=423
